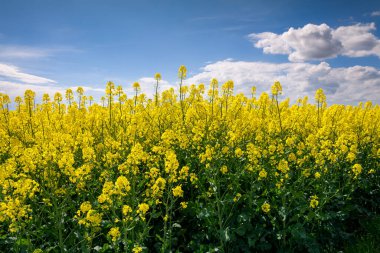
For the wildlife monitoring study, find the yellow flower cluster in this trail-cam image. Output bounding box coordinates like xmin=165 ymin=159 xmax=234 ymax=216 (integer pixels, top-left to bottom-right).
xmin=0 ymin=77 xmax=378 ymax=251
xmin=352 ymin=164 xmax=363 ymax=179
xmin=137 ymin=203 xmax=150 ymax=220
xmin=132 ymin=246 xmax=143 ymax=253
xmin=262 ymin=202 xmax=271 ymax=213
xmin=108 ymin=227 xmax=121 ymax=242
xmin=172 ymin=185 xmax=184 ymax=198
xmin=310 ymin=195 xmax=319 ymax=208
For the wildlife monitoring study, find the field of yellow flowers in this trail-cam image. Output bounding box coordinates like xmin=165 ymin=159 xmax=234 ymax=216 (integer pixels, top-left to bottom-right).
xmin=0 ymin=66 xmax=379 ymax=252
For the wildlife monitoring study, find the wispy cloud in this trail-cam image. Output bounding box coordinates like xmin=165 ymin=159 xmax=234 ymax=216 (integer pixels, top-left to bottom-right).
xmin=186 ymin=59 xmax=380 ymax=104
xmin=371 ymin=11 xmax=380 ymax=17
xmin=249 ymin=23 xmax=380 ymax=62
xmin=0 ymin=63 xmax=56 ymax=84
xmin=0 ymin=45 xmax=81 ymax=59
xmin=0 ymin=46 xmax=50 ymax=59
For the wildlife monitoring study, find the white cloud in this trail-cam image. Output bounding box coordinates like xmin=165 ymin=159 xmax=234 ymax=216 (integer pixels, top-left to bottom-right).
xmin=2 ymin=61 xmax=378 ymax=105
xmin=371 ymin=11 xmax=380 ymax=17
xmin=0 ymin=64 xmax=104 ymax=103
xmin=0 ymin=78 xmax=174 ymax=105
xmin=333 ymin=23 xmax=380 ymax=57
xmin=250 ymin=32 xmax=292 ymax=55
xmin=0 ymin=63 xmax=56 ymax=84
xmin=0 ymin=82 xmax=64 ymax=99
xmin=249 ymin=23 xmax=380 ymax=62
xmin=185 ymin=59 xmax=380 ymax=104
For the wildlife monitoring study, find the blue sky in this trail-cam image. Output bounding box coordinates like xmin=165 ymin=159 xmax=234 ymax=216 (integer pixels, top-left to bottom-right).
xmin=0 ymin=0 xmax=380 ymax=104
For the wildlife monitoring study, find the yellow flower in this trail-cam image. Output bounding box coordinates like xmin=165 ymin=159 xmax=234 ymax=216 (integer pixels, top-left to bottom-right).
xmin=261 ymin=202 xmax=270 ymax=213
xmin=178 ymin=65 xmax=187 ymax=79
xmin=347 ymin=152 xmax=356 ymax=162
xmin=122 ymin=205 xmax=132 ymax=216
xmin=154 ymin=73 xmax=162 ymax=81
xmin=172 ymin=185 xmax=184 ymax=198
xmin=180 ymin=202 xmax=188 ymax=209
xmin=222 ymin=80 xmax=234 ymax=92
xmin=302 ymin=169 xmax=311 ymax=177
xmin=259 ymin=169 xmax=267 ymax=179
xmin=42 ymin=93 xmax=50 ymax=103
xmin=315 ymin=88 xmax=326 ymax=103
xmin=220 ymin=165 xmax=228 ymax=174
xmin=179 ymin=166 xmax=189 ymax=178
xmin=80 ymin=201 xmax=92 ymax=213
xmin=211 ymin=78 xmax=218 ymax=88
xmin=190 ymin=173 xmax=198 ymax=186
xmin=277 ymin=160 xmax=289 ymax=173
xmin=352 ymin=164 xmax=362 ymax=178
xmin=314 ymin=172 xmax=321 ymax=179
xmin=310 ymin=195 xmax=319 ymax=208
xmin=133 ymin=82 xmax=140 ymax=89
xmin=288 ymin=153 xmax=296 ymax=162
xmin=233 ymin=193 xmax=242 ymax=202
xmin=14 ymin=95 xmax=22 ymax=104
xmin=271 ymin=81 xmax=282 ymax=96
xmin=151 ymin=177 xmax=166 ymax=196
xmin=108 ymin=227 xmax=120 ymax=242
xmin=115 ymin=176 xmax=131 ymax=195
xmin=84 ymin=210 xmax=102 ymax=227
xmin=132 ymin=246 xmax=143 ymax=253
xmin=235 ymin=148 xmax=243 ymax=157
xmin=98 ymin=194 xmax=109 ymax=204
xmin=105 ymin=81 xmax=115 ymax=95
xmin=268 ymin=145 xmax=276 ymax=154
xmin=138 ymin=203 xmax=149 ymax=215
xmin=76 ymin=86 xmax=84 ymax=95
xmin=165 ymin=150 xmax=179 ymax=174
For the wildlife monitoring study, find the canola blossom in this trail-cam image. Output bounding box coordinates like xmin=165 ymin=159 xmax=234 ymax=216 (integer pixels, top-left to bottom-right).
xmin=0 ymin=75 xmax=379 ymax=252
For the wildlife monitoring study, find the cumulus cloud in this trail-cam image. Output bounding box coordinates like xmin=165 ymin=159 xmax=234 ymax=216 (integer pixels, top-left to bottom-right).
xmin=0 ymin=63 xmax=56 ymax=84
xmin=333 ymin=23 xmax=380 ymax=57
xmin=185 ymin=59 xmax=380 ymax=104
xmin=249 ymin=23 xmax=380 ymax=62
